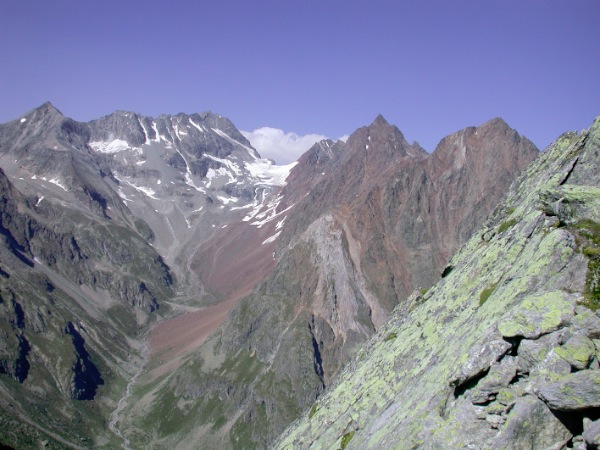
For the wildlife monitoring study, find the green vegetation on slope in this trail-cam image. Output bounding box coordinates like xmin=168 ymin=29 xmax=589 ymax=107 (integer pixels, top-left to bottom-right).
xmin=572 ymin=219 xmax=600 ymax=309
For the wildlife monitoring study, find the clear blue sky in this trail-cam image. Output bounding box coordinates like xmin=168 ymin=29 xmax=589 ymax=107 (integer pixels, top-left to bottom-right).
xmin=2 ymin=0 xmax=599 ymax=154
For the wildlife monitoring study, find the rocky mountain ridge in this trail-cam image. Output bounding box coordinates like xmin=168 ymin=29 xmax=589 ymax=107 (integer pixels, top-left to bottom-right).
xmin=0 ymin=102 xmax=293 ymax=448
xmin=275 ymin=116 xmax=600 ymax=449
xmin=0 ymin=103 xmax=540 ymax=449
xmin=0 ymin=103 xmax=296 ymax=300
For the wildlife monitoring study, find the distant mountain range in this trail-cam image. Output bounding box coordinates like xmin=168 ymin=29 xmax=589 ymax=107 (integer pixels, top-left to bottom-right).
xmin=2 ymin=102 xmax=595 ymax=449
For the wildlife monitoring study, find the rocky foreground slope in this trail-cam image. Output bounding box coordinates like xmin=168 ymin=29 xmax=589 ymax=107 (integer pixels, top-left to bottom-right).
xmin=275 ymin=117 xmax=600 ymax=449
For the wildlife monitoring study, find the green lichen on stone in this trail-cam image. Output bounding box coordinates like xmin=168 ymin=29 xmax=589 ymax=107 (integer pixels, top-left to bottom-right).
xmin=484 ymin=402 xmax=508 ymax=415
xmin=560 ymin=188 xmax=600 ymax=219
xmin=497 ymin=291 xmax=574 ymax=339
xmin=540 ymin=186 xmax=600 ymax=227
xmin=496 ymin=388 xmax=517 ymax=406
xmin=584 ymin=246 xmax=600 ymax=257
xmin=579 ymin=219 xmax=600 ymax=238
xmin=587 ymin=265 xmax=600 ymax=305
xmin=573 ymin=219 xmax=600 ymax=309
xmin=308 ymin=403 xmax=318 ymax=419
xmin=538 ymin=370 xmax=600 ymax=410
xmin=555 ymin=334 xmax=595 ymax=369
xmin=498 ymin=316 xmax=535 ymax=339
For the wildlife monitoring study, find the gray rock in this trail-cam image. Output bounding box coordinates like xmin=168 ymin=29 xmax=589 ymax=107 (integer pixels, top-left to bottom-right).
xmin=471 ymin=356 xmax=518 ymax=404
xmin=451 ymin=339 xmax=512 ymax=389
xmin=538 ymin=370 xmax=600 ymax=410
xmin=491 ymin=396 xmax=571 ymax=450
xmin=529 ymin=350 xmax=572 ymax=383
xmin=485 ymin=412 xmax=506 ymax=429
xmin=584 ymin=418 xmax=600 ymax=446
xmin=554 ymin=333 xmax=596 ymax=370
xmin=573 ymin=306 xmax=600 ymax=333
xmin=64 ymin=322 xmax=104 ymax=400
xmin=571 ymin=434 xmax=587 ymax=450
xmin=517 ymin=329 xmax=569 ymax=374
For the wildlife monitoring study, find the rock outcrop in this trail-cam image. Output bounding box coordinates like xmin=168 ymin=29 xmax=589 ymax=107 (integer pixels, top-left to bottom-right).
xmin=275 ymin=115 xmax=600 ymax=449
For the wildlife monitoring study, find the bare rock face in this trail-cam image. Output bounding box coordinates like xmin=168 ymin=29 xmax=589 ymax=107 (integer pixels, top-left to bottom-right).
xmin=64 ymin=322 xmax=104 ymax=400
xmin=538 ymin=370 xmax=600 ymax=410
xmin=491 ymin=396 xmax=571 ymax=450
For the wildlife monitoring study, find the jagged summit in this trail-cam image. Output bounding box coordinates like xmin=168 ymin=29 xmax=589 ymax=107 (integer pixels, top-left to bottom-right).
xmin=32 ymin=101 xmax=63 ymax=116
xmin=371 ymin=113 xmax=390 ymax=126
xmin=13 ymin=101 xmax=65 ymax=129
xmin=296 ymin=138 xmax=339 ymax=167
xmin=87 ymin=108 xmax=258 ymax=159
xmin=432 ymin=116 xmax=537 ymax=169
xmin=484 ymin=116 xmax=510 ymax=127
xmin=0 ymin=104 xmax=293 ymax=286
xmin=344 ymin=114 xmax=425 ymax=161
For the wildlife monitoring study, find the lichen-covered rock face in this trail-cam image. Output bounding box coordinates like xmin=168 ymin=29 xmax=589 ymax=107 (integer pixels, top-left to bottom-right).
xmin=497 ymin=291 xmax=575 ymax=339
xmin=275 ymin=117 xmax=600 ymax=450
xmin=491 ymin=396 xmax=571 ymax=450
xmin=538 ymin=370 xmax=600 ymax=411
xmin=554 ymin=333 xmax=596 ymax=370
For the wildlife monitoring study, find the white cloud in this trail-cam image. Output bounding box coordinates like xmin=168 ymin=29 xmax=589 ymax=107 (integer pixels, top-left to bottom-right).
xmin=241 ymin=127 xmax=328 ymax=165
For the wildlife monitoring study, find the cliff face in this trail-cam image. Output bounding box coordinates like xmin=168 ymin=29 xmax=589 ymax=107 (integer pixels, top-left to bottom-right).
xmin=121 ymin=116 xmax=538 ymax=449
xmin=275 ymin=116 xmax=600 ymax=449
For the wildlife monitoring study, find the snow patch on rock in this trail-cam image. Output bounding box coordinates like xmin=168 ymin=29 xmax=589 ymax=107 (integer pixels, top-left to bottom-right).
xmin=89 ymin=139 xmax=136 ymax=154
xmin=245 ymin=160 xmax=297 ymax=187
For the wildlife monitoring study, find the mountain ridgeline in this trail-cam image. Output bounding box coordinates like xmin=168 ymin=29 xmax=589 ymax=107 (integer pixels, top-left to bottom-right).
xmin=276 ymin=115 xmax=600 ymax=450
xmin=0 ymin=102 xmax=561 ymax=449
